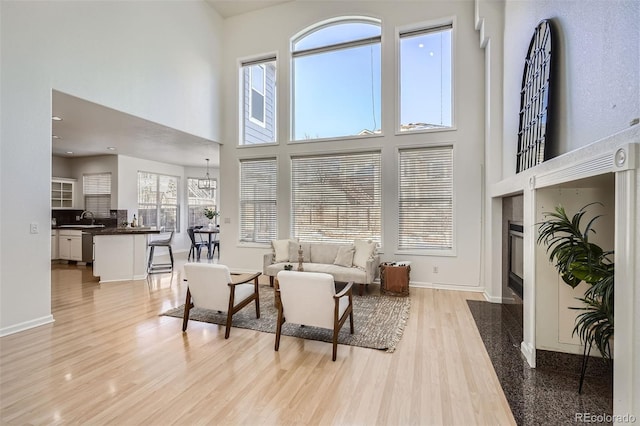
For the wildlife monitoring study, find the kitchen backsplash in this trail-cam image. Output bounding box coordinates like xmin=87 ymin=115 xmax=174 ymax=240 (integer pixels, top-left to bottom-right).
xmin=52 ymin=209 xmax=127 ymax=228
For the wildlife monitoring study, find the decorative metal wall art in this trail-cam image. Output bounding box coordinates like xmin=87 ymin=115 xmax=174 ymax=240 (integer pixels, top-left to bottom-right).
xmin=516 ymin=19 xmax=555 ymax=173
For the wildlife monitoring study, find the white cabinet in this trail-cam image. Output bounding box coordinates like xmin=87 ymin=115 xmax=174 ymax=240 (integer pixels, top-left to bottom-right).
xmin=58 ymin=230 xmax=82 ymax=261
xmin=51 ymin=230 xmax=58 ymax=260
xmin=51 ymin=178 xmax=75 ymax=209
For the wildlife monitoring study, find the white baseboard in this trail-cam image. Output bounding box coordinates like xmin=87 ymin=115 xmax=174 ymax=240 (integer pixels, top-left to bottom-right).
xmin=483 ymin=292 xmax=503 ymax=303
xmin=521 ymin=341 xmax=536 ymax=367
xmin=408 ymin=281 xmax=485 ymax=293
xmin=0 ymin=315 xmax=55 ymax=337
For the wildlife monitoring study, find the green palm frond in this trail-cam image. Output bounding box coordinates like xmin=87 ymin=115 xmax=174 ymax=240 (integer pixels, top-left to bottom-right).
xmin=537 ymin=203 xmax=615 ymax=360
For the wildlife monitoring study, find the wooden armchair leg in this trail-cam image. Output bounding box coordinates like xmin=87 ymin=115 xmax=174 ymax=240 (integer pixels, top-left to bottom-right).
xmin=275 ymin=305 xmax=284 ymax=351
xmin=254 ymin=277 xmax=261 ymax=319
xmin=182 ymin=289 xmax=192 ymax=331
xmin=225 ymin=290 xmax=235 ymax=339
xmin=332 ymin=326 xmax=339 ymax=361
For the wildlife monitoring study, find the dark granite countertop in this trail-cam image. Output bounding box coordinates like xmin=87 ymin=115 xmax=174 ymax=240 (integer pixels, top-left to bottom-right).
xmin=53 ymin=225 xmax=160 ymax=235
xmin=92 ymin=227 xmax=160 ymax=235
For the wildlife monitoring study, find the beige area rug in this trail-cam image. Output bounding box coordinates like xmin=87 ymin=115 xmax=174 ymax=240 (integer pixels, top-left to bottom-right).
xmin=161 ymin=285 xmax=410 ymax=353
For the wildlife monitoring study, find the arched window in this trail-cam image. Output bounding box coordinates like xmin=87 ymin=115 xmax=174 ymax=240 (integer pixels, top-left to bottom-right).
xmin=291 ymin=18 xmax=381 ymax=141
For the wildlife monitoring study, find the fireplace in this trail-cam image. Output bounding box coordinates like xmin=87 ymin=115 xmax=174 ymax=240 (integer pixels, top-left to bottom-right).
xmin=507 ymin=222 xmax=524 ymax=300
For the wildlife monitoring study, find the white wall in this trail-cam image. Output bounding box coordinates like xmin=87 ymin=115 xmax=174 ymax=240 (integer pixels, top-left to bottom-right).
xmin=0 ymin=0 xmax=224 ymax=335
xmin=502 ymin=0 xmax=640 ymax=178
xmin=52 ymin=156 xmax=73 ymax=179
xmin=218 ymin=1 xmax=486 ymax=287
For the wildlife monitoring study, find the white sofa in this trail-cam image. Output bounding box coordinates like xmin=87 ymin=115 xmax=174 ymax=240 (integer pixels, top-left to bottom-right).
xmin=263 ymin=239 xmax=380 ymax=295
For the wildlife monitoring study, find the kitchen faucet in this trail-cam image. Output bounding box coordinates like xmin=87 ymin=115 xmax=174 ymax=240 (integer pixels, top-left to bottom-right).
xmin=80 ymin=210 xmax=95 ymax=225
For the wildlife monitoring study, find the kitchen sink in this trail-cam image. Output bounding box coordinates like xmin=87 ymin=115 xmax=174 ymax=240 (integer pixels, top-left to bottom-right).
xmin=58 ymin=224 xmax=106 ymax=228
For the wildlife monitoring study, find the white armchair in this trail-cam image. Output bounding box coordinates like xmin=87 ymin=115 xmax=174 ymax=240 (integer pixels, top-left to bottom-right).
xmin=182 ymin=263 xmax=260 ymax=339
xmin=275 ymin=271 xmax=354 ymax=361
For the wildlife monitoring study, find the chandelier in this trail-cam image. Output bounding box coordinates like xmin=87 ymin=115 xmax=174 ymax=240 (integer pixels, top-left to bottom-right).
xmin=198 ymin=158 xmax=216 ymax=190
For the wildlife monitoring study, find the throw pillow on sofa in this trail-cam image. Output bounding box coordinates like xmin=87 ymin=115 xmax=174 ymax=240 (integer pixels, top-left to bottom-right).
xmin=353 ymin=239 xmax=377 ymax=269
xmin=333 ymin=245 xmax=355 ymax=267
xmin=272 ymin=239 xmax=293 ymax=263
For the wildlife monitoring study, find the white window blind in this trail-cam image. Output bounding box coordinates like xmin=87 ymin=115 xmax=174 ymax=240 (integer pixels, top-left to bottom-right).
xmin=398 ymin=146 xmax=453 ymax=250
xmin=291 ymin=151 xmax=381 ymax=244
xmin=83 ymin=173 xmax=111 ymax=218
xmin=240 ymin=158 xmax=277 ymax=243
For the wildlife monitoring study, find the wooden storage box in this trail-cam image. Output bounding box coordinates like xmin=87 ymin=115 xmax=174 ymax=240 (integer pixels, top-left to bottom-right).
xmin=379 ymin=262 xmax=410 ymax=296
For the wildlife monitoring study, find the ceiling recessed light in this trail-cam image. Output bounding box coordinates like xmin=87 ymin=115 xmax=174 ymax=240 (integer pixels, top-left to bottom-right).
xmin=107 ymin=146 xmax=116 ymax=151
xmin=66 ymin=151 xmax=73 ymax=155
xmin=52 ymin=116 xmax=63 ymax=121
xmin=52 ymin=135 xmax=61 ymax=139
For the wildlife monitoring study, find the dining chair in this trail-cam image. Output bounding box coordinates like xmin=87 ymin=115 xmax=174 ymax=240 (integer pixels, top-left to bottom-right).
xmin=187 ymin=227 xmax=208 ymax=261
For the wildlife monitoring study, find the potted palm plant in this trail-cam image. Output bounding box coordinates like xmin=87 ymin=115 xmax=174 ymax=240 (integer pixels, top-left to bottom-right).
xmin=537 ymin=203 xmax=614 ymax=361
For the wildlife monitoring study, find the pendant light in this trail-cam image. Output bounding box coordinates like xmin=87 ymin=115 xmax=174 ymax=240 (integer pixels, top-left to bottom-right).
xmin=198 ymin=158 xmax=215 ymax=190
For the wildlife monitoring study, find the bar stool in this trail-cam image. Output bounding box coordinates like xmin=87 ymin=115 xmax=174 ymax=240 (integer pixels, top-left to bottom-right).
xmin=148 ymin=229 xmax=175 ymax=274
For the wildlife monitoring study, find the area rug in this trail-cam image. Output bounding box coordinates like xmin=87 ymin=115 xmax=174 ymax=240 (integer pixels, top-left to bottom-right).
xmin=161 ymin=285 xmax=410 ymax=352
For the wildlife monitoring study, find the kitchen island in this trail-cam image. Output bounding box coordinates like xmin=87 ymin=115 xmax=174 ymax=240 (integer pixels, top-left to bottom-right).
xmin=92 ymin=227 xmax=160 ymax=283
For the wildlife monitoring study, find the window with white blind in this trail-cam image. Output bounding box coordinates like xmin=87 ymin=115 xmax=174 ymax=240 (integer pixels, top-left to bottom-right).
xmin=187 ymin=178 xmax=216 ymax=227
xmin=137 ymin=172 xmax=180 ymax=232
xmin=398 ymin=146 xmax=453 ymax=251
xmin=291 ymin=152 xmax=381 ymax=244
xmin=83 ymin=173 xmax=111 ymax=218
xmin=240 ymin=158 xmax=277 ymax=243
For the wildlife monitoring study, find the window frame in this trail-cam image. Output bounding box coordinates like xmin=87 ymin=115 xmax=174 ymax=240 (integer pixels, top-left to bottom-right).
xmin=396 ymin=18 xmax=456 ymax=136
xmin=83 ymin=172 xmax=111 ymax=218
xmin=239 ymin=55 xmax=278 ymax=146
xmin=290 ymin=16 xmax=382 ymax=143
xmin=137 ymin=171 xmax=180 ymax=232
xmin=396 ymin=144 xmax=456 ymax=256
xmin=186 ymin=177 xmax=217 ymax=228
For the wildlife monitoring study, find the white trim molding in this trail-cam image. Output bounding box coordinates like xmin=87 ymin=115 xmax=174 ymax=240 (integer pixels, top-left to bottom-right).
xmin=0 ymin=315 xmax=54 ymax=337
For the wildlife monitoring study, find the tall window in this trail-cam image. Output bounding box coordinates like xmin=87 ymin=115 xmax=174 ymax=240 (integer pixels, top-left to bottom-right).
xmin=83 ymin=173 xmax=111 ymax=218
xmin=292 ymin=18 xmax=381 ymax=141
xmin=399 ymin=24 xmax=452 ymax=132
xmin=187 ymin=178 xmax=216 ymax=227
xmin=241 ymin=57 xmax=277 ymax=145
xmin=137 ymin=172 xmax=180 ymax=231
xmin=240 ymin=158 xmax=277 ymax=243
xmin=398 ymin=146 xmax=453 ymax=251
xmin=291 ymin=152 xmax=381 ymax=244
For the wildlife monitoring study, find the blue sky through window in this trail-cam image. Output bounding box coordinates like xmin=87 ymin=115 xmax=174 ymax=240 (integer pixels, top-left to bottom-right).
xmin=400 ymin=29 xmax=452 ymax=129
xmin=291 ymin=20 xmax=451 ymax=140
xmin=293 ymin=44 xmax=381 ymax=140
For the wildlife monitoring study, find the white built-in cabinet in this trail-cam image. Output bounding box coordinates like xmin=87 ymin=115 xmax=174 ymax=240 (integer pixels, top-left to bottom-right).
xmin=51 ymin=178 xmax=76 ymax=209
xmin=58 ymin=230 xmax=82 ymax=261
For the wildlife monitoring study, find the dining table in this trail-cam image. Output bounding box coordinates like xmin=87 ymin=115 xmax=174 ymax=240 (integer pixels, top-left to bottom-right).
xmin=194 ymin=227 xmax=219 ymax=259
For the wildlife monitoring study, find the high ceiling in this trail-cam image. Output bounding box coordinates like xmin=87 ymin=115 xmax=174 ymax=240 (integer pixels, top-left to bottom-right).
xmin=206 ymin=0 xmax=292 ymax=18
xmin=52 ymin=91 xmax=219 ymax=168
xmin=51 ymin=2 xmax=293 ymax=168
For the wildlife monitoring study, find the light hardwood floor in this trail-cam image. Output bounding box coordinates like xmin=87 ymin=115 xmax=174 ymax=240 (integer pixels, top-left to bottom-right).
xmin=1 ymin=257 xmax=515 ymax=425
